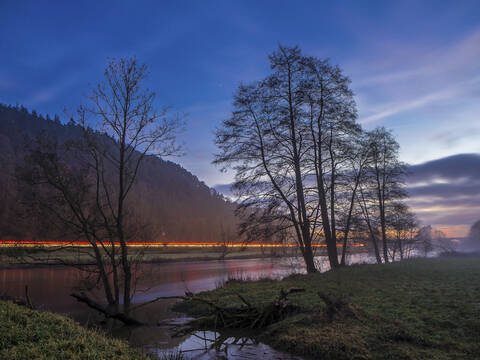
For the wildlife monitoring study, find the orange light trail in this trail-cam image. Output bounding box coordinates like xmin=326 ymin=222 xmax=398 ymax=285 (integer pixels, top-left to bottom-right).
xmin=0 ymin=240 xmax=364 ymax=248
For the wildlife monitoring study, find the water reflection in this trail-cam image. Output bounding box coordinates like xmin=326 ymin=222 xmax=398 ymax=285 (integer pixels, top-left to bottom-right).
xmin=146 ymin=330 xmax=302 ymax=360
xmin=0 ymin=258 xmax=299 ymax=316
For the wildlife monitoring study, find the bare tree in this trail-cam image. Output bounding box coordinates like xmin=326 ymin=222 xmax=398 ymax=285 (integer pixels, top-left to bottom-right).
xmin=416 ymin=225 xmax=434 ymax=257
xmin=336 ymin=133 xmax=371 ymax=265
xmin=301 ymin=54 xmax=359 ymax=269
xmin=359 ymin=127 xmax=408 ymax=263
xmin=388 ymin=203 xmax=418 ymax=260
xmin=19 ymin=57 xmax=183 ymax=319
xmin=215 ymin=46 xmax=318 ymax=273
xmin=357 ymin=183 xmax=383 ymax=263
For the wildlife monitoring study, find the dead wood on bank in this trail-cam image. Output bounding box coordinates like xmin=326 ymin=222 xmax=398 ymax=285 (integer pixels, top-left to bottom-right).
xmin=157 ymin=287 xmax=306 ymax=332
xmin=67 ymin=287 xmax=359 ymax=330
xmin=163 ymin=288 xmax=361 ymax=336
xmin=70 ymin=292 xmax=143 ymax=326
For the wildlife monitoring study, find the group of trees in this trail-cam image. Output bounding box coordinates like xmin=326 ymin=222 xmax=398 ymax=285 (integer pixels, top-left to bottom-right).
xmin=215 ymin=45 xmax=427 ymax=273
xmin=2 ymin=47 xmax=462 ymax=320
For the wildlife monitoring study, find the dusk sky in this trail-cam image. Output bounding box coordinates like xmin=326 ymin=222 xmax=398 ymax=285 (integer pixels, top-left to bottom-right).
xmin=1 ymin=0 xmax=479 ymax=236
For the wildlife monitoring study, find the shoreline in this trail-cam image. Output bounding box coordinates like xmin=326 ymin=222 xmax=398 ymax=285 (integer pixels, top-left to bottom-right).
xmin=0 ymin=245 xmax=370 ymax=270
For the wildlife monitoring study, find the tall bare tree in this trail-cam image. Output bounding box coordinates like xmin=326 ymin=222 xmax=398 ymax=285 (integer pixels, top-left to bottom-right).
xmin=20 ymin=57 xmax=183 ymax=318
xmin=358 ymin=127 xmax=407 ymax=263
xmin=215 ymin=47 xmax=318 ymax=272
xmin=301 ymin=55 xmax=359 ymax=269
xmin=337 ymin=134 xmax=371 ymax=265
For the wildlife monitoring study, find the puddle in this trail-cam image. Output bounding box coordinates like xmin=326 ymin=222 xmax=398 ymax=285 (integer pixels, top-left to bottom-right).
xmin=146 ymin=330 xmax=302 ymax=360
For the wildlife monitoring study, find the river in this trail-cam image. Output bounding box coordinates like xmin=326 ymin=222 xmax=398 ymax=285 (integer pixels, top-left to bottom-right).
xmin=0 ymin=255 xmax=371 ymax=359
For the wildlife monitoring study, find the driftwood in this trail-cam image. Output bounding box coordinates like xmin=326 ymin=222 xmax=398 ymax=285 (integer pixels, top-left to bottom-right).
xmin=70 ymin=292 xmax=143 ymax=326
xmin=165 ymin=287 xmax=305 ymax=332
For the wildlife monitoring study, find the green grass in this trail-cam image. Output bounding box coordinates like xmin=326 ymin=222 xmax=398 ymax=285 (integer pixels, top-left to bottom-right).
xmin=175 ymin=257 xmax=480 ymax=359
xmin=0 ymin=301 xmax=154 ymax=360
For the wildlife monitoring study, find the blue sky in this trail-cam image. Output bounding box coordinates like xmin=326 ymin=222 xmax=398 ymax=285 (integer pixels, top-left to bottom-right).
xmin=1 ymin=1 xmax=479 ymax=235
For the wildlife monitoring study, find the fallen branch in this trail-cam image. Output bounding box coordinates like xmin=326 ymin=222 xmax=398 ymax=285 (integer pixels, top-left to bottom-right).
xmin=174 ymin=287 xmax=305 ymax=330
xmin=70 ymin=292 xmax=143 ymax=326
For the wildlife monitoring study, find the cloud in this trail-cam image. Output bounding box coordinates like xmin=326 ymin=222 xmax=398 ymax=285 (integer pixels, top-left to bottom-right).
xmin=431 ymin=128 xmax=480 ymax=147
xmin=355 ymin=27 xmax=480 ymax=124
xmin=214 ymin=154 xmax=480 ymax=237
xmin=359 ymin=75 xmax=480 ymax=124
xmin=24 ymin=74 xmax=80 ymax=107
xmin=213 ymin=183 xmax=234 ymax=198
xmin=360 ymin=86 xmax=464 ymax=124
xmin=408 ymin=153 xmax=480 ymax=183
xmin=406 ymin=154 xmax=480 ymax=235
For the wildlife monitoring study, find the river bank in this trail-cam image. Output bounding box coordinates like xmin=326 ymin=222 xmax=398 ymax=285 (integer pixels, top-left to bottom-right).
xmin=0 ymin=300 xmax=157 ymax=360
xmin=175 ymin=257 xmax=480 ymax=359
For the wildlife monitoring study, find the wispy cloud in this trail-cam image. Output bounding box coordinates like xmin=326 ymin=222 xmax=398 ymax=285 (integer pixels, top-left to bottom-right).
xmin=406 ymin=154 xmax=480 ymax=235
xmin=355 ymin=27 xmax=480 ymax=124
xmin=360 ymin=76 xmax=480 ymax=123
xmin=24 ymin=72 xmax=81 ymax=107
xmin=432 ymin=127 xmax=480 ymax=146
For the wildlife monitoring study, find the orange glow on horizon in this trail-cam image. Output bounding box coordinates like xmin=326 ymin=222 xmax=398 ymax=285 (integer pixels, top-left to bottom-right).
xmin=0 ymin=240 xmax=365 ymax=248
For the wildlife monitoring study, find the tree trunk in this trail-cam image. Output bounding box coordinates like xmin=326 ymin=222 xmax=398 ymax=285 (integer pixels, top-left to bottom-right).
xmin=340 ymin=185 xmax=358 ymax=266
xmin=303 ymin=242 xmax=317 ymax=273
xmin=371 ymin=235 xmax=383 ymax=264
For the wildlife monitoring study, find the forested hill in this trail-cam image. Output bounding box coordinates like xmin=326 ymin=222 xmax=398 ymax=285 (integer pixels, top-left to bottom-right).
xmin=0 ymin=104 xmax=238 ymax=243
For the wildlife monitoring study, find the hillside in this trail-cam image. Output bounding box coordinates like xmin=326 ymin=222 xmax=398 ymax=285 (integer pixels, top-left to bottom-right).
xmin=0 ymin=104 xmax=237 ymax=243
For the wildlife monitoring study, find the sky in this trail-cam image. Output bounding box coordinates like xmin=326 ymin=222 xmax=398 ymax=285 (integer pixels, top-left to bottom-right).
xmin=1 ymin=0 xmax=479 ymax=236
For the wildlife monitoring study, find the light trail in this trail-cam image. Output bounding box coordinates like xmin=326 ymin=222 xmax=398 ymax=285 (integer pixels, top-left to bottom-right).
xmin=0 ymin=240 xmax=365 ymax=248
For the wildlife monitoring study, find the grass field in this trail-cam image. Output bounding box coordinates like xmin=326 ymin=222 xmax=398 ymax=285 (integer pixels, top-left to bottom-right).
xmin=175 ymin=257 xmax=480 ymax=359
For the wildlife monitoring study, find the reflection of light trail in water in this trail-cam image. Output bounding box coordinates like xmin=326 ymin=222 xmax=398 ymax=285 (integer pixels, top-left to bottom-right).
xmin=0 ymin=240 xmax=364 ymax=248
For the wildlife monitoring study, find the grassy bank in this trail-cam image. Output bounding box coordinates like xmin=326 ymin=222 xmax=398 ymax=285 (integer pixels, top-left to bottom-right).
xmin=0 ymin=301 xmax=154 ymax=360
xmin=175 ymin=257 xmax=480 ymax=359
